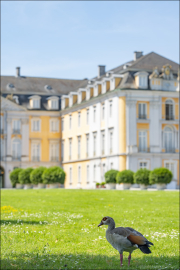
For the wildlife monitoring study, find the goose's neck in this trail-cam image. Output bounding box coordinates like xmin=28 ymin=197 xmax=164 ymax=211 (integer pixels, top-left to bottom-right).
xmin=107 ymin=220 xmax=115 ymax=231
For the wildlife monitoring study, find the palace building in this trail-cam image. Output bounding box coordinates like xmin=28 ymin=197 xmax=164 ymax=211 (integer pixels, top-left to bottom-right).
xmin=1 ymin=51 xmax=179 ymax=189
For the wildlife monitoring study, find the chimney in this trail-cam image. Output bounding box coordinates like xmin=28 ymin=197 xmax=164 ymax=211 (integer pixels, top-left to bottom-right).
xmin=16 ymin=67 xmax=20 ymax=77
xmin=134 ymin=51 xmax=143 ymax=61
xmin=98 ymin=65 xmax=106 ymax=78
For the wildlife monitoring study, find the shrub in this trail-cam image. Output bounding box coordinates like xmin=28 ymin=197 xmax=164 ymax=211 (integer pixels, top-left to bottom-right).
xmin=30 ymin=167 xmax=46 ymax=185
xmin=96 ymin=183 xmax=100 ymax=186
xmin=19 ymin=168 xmax=34 ymax=184
xmin=42 ymin=166 xmax=65 ymax=184
xmin=116 ymin=170 xmax=134 ymax=184
xmin=149 ymin=168 xmax=173 ymax=185
xmin=104 ymin=170 xmax=119 ymax=184
xmin=9 ymin=168 xmax=23 ymax=187
xmin=134 ymin=168 xmax=151 ymax=185
xmin=101 ymin=182 xmax=106 ymax=186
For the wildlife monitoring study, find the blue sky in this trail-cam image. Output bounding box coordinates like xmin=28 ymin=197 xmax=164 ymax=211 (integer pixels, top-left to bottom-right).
xmin=2 ymin=1 xmax=179 ymax=79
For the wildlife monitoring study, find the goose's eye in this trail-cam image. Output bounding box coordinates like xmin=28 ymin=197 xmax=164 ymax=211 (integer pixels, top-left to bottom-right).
xmin=103 ymin=217 xmax=107 ymax=221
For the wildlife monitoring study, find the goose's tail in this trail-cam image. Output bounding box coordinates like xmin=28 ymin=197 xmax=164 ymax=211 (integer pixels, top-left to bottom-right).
xmin=138 ymin=240 xmax=154 ymax=254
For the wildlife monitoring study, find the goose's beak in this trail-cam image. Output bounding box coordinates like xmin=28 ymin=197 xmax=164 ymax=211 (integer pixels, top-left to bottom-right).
xmin=98 ymin=221 xmax=103 ymax=227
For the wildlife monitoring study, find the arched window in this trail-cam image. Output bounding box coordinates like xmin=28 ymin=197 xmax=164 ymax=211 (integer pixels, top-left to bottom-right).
xmin=12 ymin=139 xmax=21 ymax=160
xmin=165 ymin=99 xmax=174 ymax=120
xmin=163 ymin=127 xmax=174 ymax=153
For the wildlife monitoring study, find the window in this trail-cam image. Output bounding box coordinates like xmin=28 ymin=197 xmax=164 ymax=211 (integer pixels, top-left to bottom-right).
xmin=62 ymin=118 xmax=64 ymax=131
xmin=78 ymin=136 xmax=81 ymax=159
xmin=165 ymin=162 xmax=175 ymax=178
xmin=86 ymin=134 xmax=89 ymax=157
xmin=50 ymin=119 xmax=59 ymax=132
xmin=29 ymin=96 xmax=41 ymax=109
xmin=12 ymin=139 xmax=21 ymax=160
xmin=50 ymin=143 xmax=59 ymax=161
xmin=138 ymin=103 xmax=147 ymax=119
xmin=109 ymin=129 xmax=113 ymax=154
xmin=32 ymin=143 xmax=40 ymax=161
xmin=93 ymin=133 xmax=97 ymax=156
xmin=94 ymin=165 xmax=96 ymax=181
xmin=69 ymin=167 xmax=72 ymax=185
xmin=61 ymin=140 xmax=64 ymax=161
xmin=78 ymin=166 xmax=81 ymax=184
xmin=32 ymin=119 xmax=40 ymax=132
xmin=101 ymin=131 xmax=105 ymax=155
xmin=47 ymin=97 xmax=59 ymax=110
xmin=69 ymin=115 xmax=72 ymax=129
xmin=33 ymin=99 xmax=40 ymax=108
xmin=164 ymin=127 xmax=174 ymax=153
xmin=139 ymin=162 xmax=148 ymax=169
xmin=69 ymin=138 xmax=72 ymax=160
xmin=165 ymin=100 xmax=174 ymax=120
xmin=0 ymin=115 xmax=3 ymax=133
xmin=86 ymin=109 xmax=89 ymax=125
xmin=12 ymin=120 xmax=21 ymax=134
xmin=93 ymin=107 xmax=96 ymax=122
xmin=139 ymin=76 xmax=146 ymax=87
xmin=110 ymin=163 xmax=113 ymax=169
xmin=87 ymin=165 xmax=89 ymax=184
xmin=109 ymin=101 xmax=113 ymax=117
xmin=51 ymin=99 xmax=58 ymax=109
xmin=78 ymin=112 xmax=81 ymax=127
xmin=139 ymin=131 xmax=147 ymax=152
xmin=102 ymin=103 xmax=105 ymax=120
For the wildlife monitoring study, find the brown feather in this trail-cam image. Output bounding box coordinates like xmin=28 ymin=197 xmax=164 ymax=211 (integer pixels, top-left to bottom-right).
xmin=127 ymin=234 xmax=146 ymax=245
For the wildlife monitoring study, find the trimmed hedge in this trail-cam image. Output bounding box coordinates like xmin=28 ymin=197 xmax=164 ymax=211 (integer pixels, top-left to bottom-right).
xmin=149 ymin=168 xmax=173 ymax=184
xmin=19 ymin=168 xmax=34 ymax=184
xmin=104 ymin=170 xmax=119 ymax=184
xmin=42 ymin=166 xmax=65 ymax=184
xmin=9 ymin=168 xmax=23 ymax=187
xmin=116 ymin=170 xmax=134 ymax=184
xmin=134 ymin=168 xmax=151 ymax=185
xmin=30 ymin=167 xmax=46 ymax=185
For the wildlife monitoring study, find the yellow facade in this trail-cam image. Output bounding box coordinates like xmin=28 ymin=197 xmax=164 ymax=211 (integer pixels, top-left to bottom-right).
xmin=29 ymin=115 xmax=61 ymax=162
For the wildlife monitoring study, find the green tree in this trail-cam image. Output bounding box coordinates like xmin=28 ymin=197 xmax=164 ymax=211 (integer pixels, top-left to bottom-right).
xmin=149 ymin=168 xmax=173 ymax=185
xmin=116 ymin=170 xmax=134 ymax=184
xmin=134 ymin=168 xmax=151 ymax=185
xmin=9 ymin=168 xmax=23 ymax=187
xmin=19 ymin=168 xmax=34 ymax=184
xmin=104 ymin=170 xmax=119 ymax=184
xmin=30 ymin=167 xmax=46 ymax=185
xmin=42 ymin=166 xmax=65 ymax=184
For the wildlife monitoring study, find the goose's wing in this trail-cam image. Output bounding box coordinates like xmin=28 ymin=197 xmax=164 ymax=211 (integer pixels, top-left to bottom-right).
xmin=125 ymin=227 xmax=146 ymax=238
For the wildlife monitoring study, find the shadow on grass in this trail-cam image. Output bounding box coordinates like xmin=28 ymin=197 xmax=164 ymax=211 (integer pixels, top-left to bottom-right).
xmin=1 ymin=220 xmax=47 ymax=225
xmin=1 ymin=252 xmax=179 ymax=270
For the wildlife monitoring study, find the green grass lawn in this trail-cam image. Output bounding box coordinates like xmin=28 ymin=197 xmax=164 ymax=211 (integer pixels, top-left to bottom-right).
xmin=1 ymin=189 xmax=179 ymax=270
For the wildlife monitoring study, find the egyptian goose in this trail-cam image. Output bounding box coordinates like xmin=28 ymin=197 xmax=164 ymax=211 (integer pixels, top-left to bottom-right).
xmin=98 ymin=216 xmax=153 ymax=267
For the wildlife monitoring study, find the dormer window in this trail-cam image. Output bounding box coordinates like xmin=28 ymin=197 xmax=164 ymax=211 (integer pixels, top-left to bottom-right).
xmin=29 ymin=95 xmax=41 ymax=109
xmin=134 ymin=71 xmax=148 ymax=89
xmin=47 ymin=96 xmax=59 ymax=110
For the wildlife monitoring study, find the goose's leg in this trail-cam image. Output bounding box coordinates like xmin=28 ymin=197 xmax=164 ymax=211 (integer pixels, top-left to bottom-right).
xmin=120 ymin=253 xmax=123 ymax=266
xmin=128 ymin=253 xmax=131 ymax=266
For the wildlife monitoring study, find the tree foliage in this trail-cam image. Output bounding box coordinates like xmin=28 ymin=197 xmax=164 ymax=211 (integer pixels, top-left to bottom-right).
xmin=116 ymin=170 xmax=134 ymax=184
xmin=30 ymin=167 xmax=46 ymax=184
xmin=19 ymin=168 xmax=34 ymax=184
xmin=104 ymin=170 xmax=119 ymax=184
xmin=149 ymin=168 xmax=173 ymax=184
xmin=42 ymin=166 xmax=65 ymax=184
xmin=9 ymin=168 xmax=23 ymax=187
xmin=134 ymin=168 xmax=151 ymax=185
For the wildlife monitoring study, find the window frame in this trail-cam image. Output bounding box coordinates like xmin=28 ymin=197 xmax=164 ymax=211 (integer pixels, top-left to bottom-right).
xmin=31 ymin=118 xmax=41 ymax=132
xmin=50 ymin=118 xmax=59 ymax=133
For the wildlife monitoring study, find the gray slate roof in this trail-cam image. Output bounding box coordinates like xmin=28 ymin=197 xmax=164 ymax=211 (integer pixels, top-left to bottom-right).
xmin=1 ymin=76 xmax=88 ymax=95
